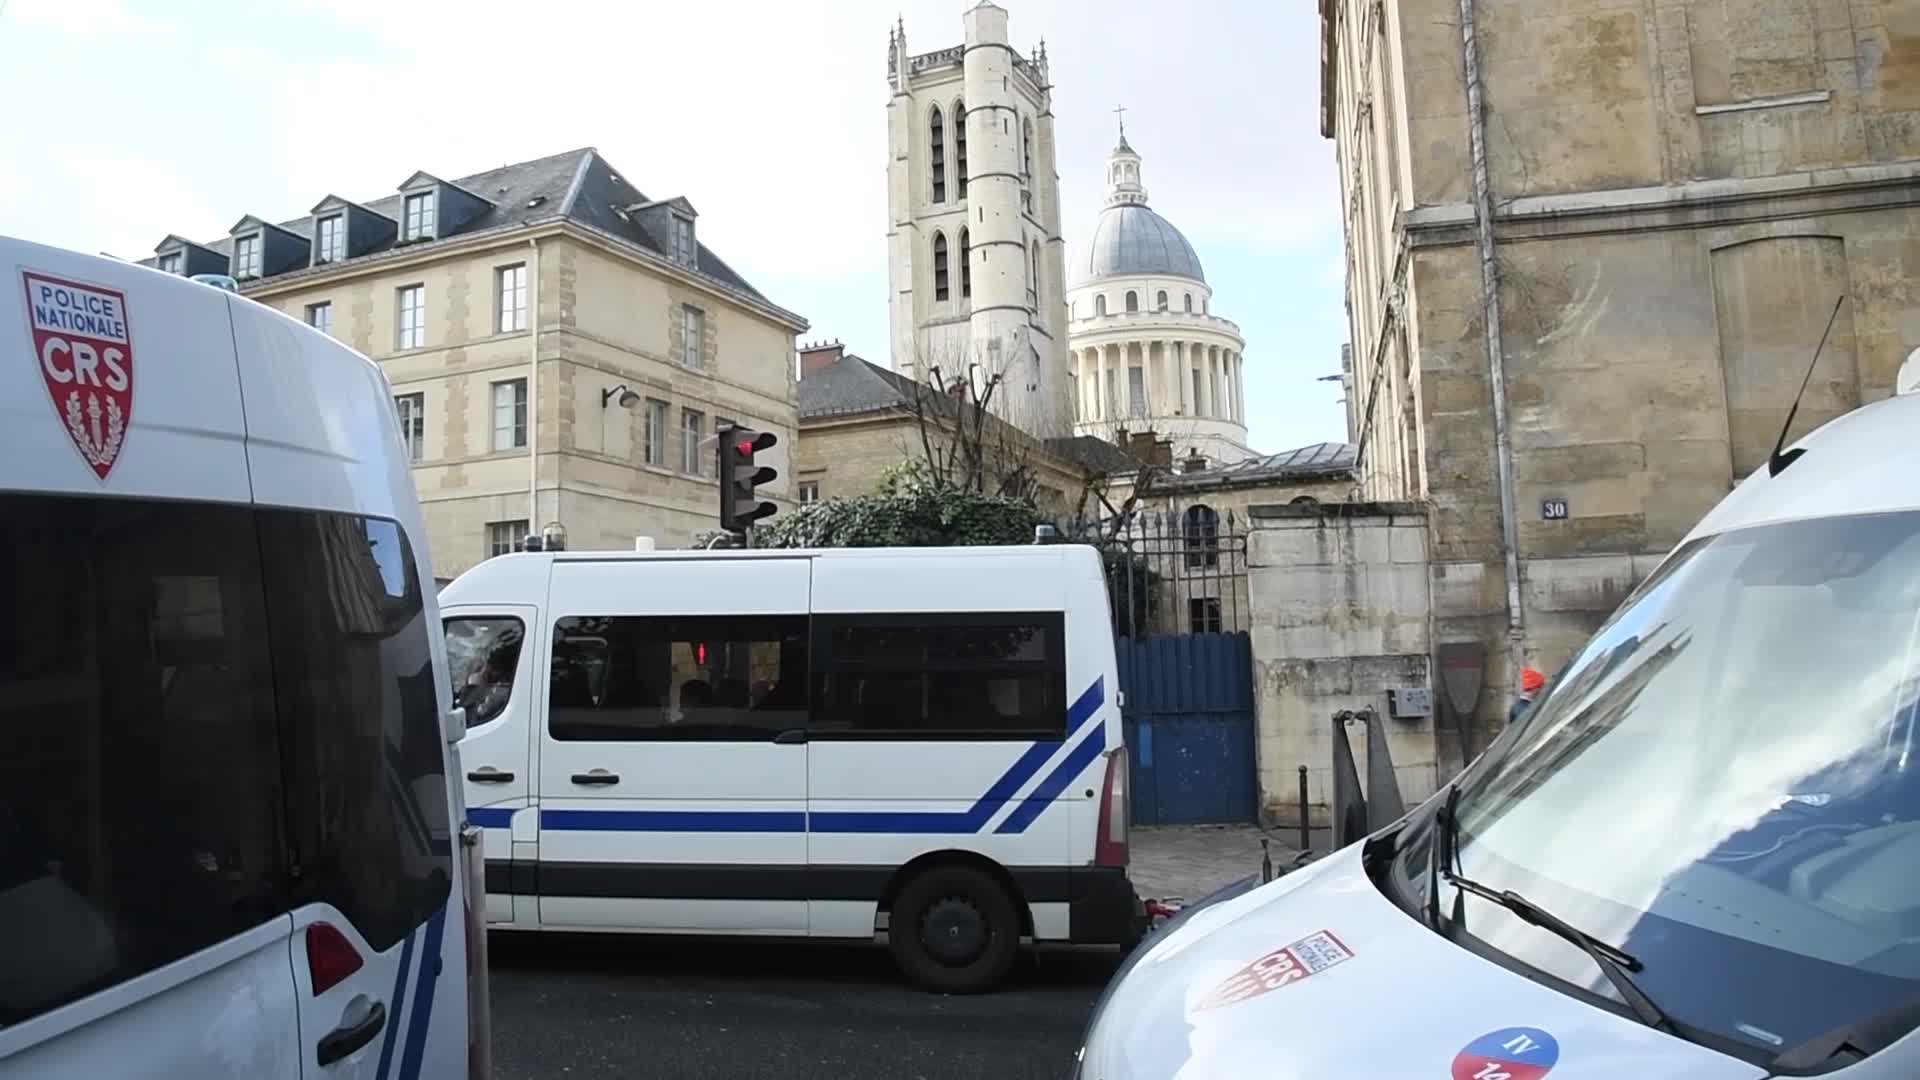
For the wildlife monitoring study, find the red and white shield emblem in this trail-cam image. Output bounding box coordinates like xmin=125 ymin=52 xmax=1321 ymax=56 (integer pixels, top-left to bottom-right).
xmin=22 ymin=270 xmax=134 ymax=481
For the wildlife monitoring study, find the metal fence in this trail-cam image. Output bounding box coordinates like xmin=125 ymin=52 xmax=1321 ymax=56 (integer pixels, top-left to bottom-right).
xmin=1105 ymin=508 xmax=1251 ymax=639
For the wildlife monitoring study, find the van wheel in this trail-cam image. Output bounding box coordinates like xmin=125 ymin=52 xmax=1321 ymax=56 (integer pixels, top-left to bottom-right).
xmin=889 ymin=865 xmax=1019 ymax=994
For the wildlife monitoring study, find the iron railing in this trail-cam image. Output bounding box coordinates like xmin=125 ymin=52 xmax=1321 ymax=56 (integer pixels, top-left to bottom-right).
xmin=1103 ymin=508 xmax=1251 ymax=638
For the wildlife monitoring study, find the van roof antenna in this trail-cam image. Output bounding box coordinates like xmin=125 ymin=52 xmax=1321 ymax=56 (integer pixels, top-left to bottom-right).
xmin=1767 ymin=295 xmax=1845 ymax=478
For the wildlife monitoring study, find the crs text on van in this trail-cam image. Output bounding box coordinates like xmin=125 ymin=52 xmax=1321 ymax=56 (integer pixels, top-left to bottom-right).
xmin=440 ymin=542 xmax=1144 ymax=992
xmin=1 ymin=236 xmax=486 ymax=1079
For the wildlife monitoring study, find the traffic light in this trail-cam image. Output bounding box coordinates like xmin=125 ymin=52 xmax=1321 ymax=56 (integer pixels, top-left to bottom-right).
xmin=718 ymin=424 xmax=778 ymax=532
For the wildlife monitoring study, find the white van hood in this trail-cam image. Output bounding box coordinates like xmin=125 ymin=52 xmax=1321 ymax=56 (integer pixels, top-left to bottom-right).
xmin=1076 ymin=847 xmax=1764 ymax=1080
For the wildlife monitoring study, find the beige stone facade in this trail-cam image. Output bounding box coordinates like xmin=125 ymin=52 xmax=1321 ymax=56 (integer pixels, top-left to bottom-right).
xmin=143 ymin=150 xmax=807 ymax=582
xmin=1322 ymin=0 xmax=1920 ymax=748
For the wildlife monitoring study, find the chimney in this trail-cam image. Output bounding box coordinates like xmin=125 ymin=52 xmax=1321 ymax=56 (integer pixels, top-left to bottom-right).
xmin=1182 ymin=451 xmax=1208 ymax=474
xmin=799 ymin=338 xmax=845 ymax=376
xmin=1127 ymin=431 xmax=1173 ymax=468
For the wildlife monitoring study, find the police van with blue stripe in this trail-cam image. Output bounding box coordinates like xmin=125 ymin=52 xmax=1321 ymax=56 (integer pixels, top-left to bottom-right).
xmin=440 ymin=542 xmax=1144 ymax=992
xmin=1 ymin=235 xmax=486 ymax=1078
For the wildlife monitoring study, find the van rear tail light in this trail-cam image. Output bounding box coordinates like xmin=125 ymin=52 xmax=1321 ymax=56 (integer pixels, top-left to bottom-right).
xmin=1094 ymin=747 xmax=1130 ymax=868
xmin=306 ymin=923 xmax=363 ymax=995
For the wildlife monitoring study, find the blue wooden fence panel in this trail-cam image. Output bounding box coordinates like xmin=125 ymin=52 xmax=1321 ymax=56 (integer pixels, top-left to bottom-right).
xmin=1116 ymin=631 xmax=1257 ymax=825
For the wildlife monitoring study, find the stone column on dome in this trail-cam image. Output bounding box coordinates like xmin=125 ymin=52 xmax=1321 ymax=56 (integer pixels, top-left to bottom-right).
xmin=1176 ymin=341 xmax=1191 ymax=416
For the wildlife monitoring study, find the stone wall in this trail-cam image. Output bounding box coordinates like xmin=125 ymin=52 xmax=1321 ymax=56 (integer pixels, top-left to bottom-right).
xmin=1246 ymin=501 xmax=1436 ymax=825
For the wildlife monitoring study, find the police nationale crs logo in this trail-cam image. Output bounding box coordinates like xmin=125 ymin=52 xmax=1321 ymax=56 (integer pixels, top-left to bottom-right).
xmin=22 ymin=270 xmax=134 ymax=480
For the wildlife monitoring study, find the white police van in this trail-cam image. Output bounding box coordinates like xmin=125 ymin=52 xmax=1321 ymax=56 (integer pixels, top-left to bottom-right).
xmin=0 ymin=235 xmax=487 ymax=1078
xmin=439 ymin=543 xmax=1143 ymax=992
xmin=1074 ymin=360 xmax=1920 ymax=1077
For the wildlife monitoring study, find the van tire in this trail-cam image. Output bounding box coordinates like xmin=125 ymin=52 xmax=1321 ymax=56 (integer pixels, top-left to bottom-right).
xmin=889 ymin=865 xmax=1020 ymax=994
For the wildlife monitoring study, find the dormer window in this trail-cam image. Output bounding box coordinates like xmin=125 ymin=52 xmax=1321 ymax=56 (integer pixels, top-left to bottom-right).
xmin=671 ymin=215 xmax=696 ymax=268
xmin=157 ymin=252 xmax=181 ymax=275
xmin=402 ymin=192 xmax=435 ymax=241
xmin=233 ymin=235 xmax=262 ymax=279
xmin=315 ymin=215 xmax=344 ymax=264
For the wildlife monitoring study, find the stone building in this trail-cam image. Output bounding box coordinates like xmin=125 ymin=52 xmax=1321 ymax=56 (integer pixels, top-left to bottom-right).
xmin=1068 ymin=124 xmax=1255 ymax=466
xmin=1321 ymin=0 xmax=1920 ymax=749
xmin=138 ymin=148 xmax=807 ymax=580
xmin=792 ymin=341 xmax=1131 ymax=520
xmin=886 ymin=2 xmax=1073 ymax=439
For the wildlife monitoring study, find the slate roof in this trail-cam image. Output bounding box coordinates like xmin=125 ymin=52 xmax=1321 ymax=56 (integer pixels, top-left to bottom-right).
xmin=1152 ymin=440 xmax=1358 ymax=491
xmin=139 ymin=147 xmax=788 ymax=317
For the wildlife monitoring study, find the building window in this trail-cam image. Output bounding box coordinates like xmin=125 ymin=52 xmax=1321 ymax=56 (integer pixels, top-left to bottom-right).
xmin=681 ymin=305 xmax=705 ymax=369
xmin=496 ymin=263 xmax=528 ymax=333
xmin=315 ymin=215 xmax=343 ymax=264
xmin=547 ymin=615 xmax=809 ymax=742
xmin=1128 ymin=366 xmax=1146 ymax=418
xmin=1027 ymin=238 xmax=1039 ymax=309
xmin=671 ymin=216 xmax=696 ymax=268
xmin=954 ymin=102 xmax=968 ymax=197
xmin=233 ymin=235 xmax=261 ymax=279
xmin=1125 ymin=290 xmax=1139 ymax=313
xmin=492 ymin=378 xmax=528 ymax=450
xmin=305 ymin=301 xmax=333 ymax=336
xmin=929 ymin=106 xmax=946 ymax=204
xmin=811 ymin=612 xmax=1067 ymax=740
xmin=933 ymin=232 xmax=950 ymax=302
xmin=1183 ymin=504 xmax=1220 ymax=569
xmin=959 ymin=228 xmax=972 ymax=299
xmin=1157 ymin=290 xmax=1169 ymax=311
xmin=157 ymin=252 xmax=181 ymax=275
xmin=487 ymin=520 xmax=528 ymax=558
xmin=1095 ymin=294 xmax=1107 ymax=317
xmin=680 ymin=408 xmax=705 ymax=474
xmin=1184 ymin=293 xmax=1194 ymax=313
xmin=798 ymin=480 xmax=820 ymax=504
xmin=396 ymin=285 xmax=426 ymax=350
xmin=394 ymin=392 xmax=425 ymax=463
xmin=402 ymin=192 xmax=435 ymax=241
xmin=1022 ymin=116 xmax=1033 ymax=178
xmin=1189 ymin=597 xmax=1223 ymax=634
xmin=644 ymin=398 xmax=668 ymax=466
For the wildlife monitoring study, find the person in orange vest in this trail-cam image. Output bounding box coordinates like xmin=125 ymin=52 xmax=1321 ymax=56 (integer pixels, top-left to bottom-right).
xmin=1510 ymin=666 xmax=1546 ymax=725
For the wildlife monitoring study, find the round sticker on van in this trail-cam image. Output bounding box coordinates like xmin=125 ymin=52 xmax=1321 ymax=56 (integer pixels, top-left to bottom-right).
xmin=1452 ymin=1027 xmax=1558 ymax=1080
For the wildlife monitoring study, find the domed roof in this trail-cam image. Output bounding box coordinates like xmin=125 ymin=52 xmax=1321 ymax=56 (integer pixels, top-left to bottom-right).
xmin=1072 ymin=203 xmax=1206 ymax=286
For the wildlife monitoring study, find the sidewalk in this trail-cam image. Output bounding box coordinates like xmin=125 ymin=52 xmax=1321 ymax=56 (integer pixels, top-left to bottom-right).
xmin=1129 ymin=824 xmax=1317 ymax=903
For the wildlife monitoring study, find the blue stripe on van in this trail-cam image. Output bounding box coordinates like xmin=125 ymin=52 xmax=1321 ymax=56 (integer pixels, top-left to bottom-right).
xmin=524 ymin=677 xmax=1108 ymax=837
xmin=373 ymin=925 xmax=417 ymax=1080
xmin=993 ymin=724 xmax=1108 ymax=834
xmin=468 ymin=806 xmax=517 ymax=829
xmin=395 ymin=904 xmax=450 ymax=1080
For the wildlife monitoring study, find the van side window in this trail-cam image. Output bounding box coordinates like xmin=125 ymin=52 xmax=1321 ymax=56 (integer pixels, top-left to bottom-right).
xmin=549 ymin=615 xmax=809 ymax=741
xmin=811 ymin=613 xmax=1066 ymax=740
xmin=257 ymin=511 xmax=451 ymax=952
xmin=447 ymin=616 xmax=525 ymax=727
xmin=0 ymin=494 xmax=288 ymax=1027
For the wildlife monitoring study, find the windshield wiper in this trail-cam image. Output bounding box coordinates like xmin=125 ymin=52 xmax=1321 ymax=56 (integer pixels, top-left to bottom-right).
xmin=1768 ymin=995 xmax=1920 ymax=1071
xmin=1431 ymin=795 xmax=1673 ymax=1034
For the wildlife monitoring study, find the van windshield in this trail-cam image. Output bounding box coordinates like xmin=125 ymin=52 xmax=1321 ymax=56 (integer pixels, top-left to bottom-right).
xmin=1440 ymin=510 xmax=1920 ymax=1058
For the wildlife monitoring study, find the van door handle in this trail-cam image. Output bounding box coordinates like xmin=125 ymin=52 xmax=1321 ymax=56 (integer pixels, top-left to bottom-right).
xmin=316 ymin=1000 xmax=386 ymax=1066
xmin=467 ymin=769 xmax=514 ymax=783
xmin=571 ymin=771 xmax=620 ymax=786
xmin=772 ymin=729 xmax=808 ymax=745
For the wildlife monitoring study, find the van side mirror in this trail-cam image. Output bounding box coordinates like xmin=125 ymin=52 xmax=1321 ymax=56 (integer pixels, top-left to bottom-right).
xmin=443 ymin=706 xmax=470 ymax=744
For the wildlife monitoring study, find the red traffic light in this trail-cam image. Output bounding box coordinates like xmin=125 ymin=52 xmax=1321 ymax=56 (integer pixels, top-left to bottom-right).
xmin=735 ymin=439 xmax=756 ymax=456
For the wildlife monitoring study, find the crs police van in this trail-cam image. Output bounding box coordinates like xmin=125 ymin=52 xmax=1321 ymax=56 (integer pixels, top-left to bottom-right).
xmin=1074 ymin=364 xmax=1920 ymax=1077
xmin=438 ymin=543 xmax=1142 ymax=992
xmin=0 ymin=236 xmax=486 ymax=1078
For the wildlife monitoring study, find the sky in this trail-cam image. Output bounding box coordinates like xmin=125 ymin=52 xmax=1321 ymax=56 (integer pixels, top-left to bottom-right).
xmin=0 ymin=0 xmax=1350 ymax=452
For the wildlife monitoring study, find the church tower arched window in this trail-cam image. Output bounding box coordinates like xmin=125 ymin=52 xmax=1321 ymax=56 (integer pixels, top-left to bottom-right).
xmin=1027 ymin=238 xmax=1039 ymax=308
xmin=1022 ymin=116 xmax=1033 ymax=178
xmin=1095 ymin=295 xmax=1107 ymax=317
xmin=1184 ymin=293 xmax=1194 ymax=313
xmin=1156 ymin=290 xmax=1168 ymax=311
xmin=933 ymin=232 xmax=950 ymax=302
xmin=959 ymin=228 xmax=971 ymax=298
xmin=954 ymin=101 xmax=968 ymax=197
xmin=1125 ymin=291 xmax=1139 ymax=313
xmin=929 ymin=106 xmax=946 ymax=204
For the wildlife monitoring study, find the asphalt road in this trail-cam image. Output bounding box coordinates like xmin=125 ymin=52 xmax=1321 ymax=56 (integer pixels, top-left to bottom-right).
xmin=488 ymin=933 xmax=1120 ymax=1080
